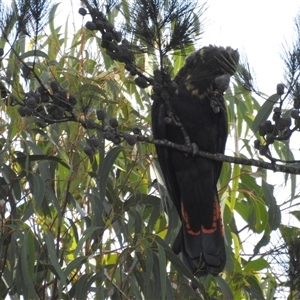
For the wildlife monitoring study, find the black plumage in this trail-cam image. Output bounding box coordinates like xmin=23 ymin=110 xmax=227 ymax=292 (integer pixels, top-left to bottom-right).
xmin=152 ymin=45 xmax=239 ymax=276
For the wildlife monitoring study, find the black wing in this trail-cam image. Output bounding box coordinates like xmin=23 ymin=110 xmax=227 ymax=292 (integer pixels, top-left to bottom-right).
xmin=152 ymin=45 xmax=239 ymax=276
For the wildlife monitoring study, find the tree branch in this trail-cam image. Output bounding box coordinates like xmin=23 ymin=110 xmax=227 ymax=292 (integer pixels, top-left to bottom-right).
xmin=137 ymin=135 xmax=300 ymax=175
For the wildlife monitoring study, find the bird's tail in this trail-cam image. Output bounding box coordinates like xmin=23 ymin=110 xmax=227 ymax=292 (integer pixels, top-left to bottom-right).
xmin=172 ymin=200 xmax=226 ymax=276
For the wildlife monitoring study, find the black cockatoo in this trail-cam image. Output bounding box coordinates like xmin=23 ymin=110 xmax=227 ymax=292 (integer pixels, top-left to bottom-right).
xmin=151 ymin=45 xmax=239 ymax=276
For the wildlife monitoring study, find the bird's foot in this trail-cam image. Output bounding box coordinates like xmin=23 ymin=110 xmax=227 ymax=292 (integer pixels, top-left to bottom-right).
xmin=191 ymin=143 xmax=198 ymax=155
xmin=210 ymin=97 xmax=221 ymax=114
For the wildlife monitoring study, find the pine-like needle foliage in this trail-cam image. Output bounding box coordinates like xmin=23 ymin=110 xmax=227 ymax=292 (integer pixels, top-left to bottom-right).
xmin=129 ymin=0 xmax=205 ymax=55
xmin=282 ymin=13 xmax=300 ymax=89
xmin=0 ymin=0 xmax=53 ymax=39
xmin=80 ymin=0 xmax=118 ymax=13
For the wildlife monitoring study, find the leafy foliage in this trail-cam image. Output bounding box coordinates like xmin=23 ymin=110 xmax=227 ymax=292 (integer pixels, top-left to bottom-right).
xmin=0 ymin=0 xmax=299 ymax=299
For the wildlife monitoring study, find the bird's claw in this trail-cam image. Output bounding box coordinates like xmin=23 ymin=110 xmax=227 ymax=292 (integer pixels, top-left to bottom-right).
xmin=191 ymin=143 xmax=198 ymax=155
xmin=210 ymin=97 xmax=221 ymax=113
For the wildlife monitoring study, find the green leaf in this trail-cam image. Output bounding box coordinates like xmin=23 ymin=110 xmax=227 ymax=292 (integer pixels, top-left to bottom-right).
xmin=144 ymin=248 xmax=154 ymax=296
xmin=75 ymin=273 xmax=94 ymax=299
xmin=244 ymin=275 xmax=265 ymax=300
xmin=64 ymin=256 xmax=88 ymax=277
xmin=29 ymin=172 xmax=45 ymax=210
xmin=262 ymin=180 xmax=281 ymax=230
xmin=244 ymin=258 xmax=270 ymax=272
xmin=290 ymin=210 xmax=300 ymax=222
xmin=98 ymin=146 xmax=123 ymax=202
xmin=214 ymin=276 xmax=234 ymax=300
xmin=45 ymin=230 xmax=67 ymax=291
xmin=20 ymin=231 xmax=39 ymax=299
xmin=74 ymin=227 xmax=100 ymax=257
xmin=14 ymin=154 xmax=70 ymax=169
xmin=253 ymin=228 xmax=271 ymax=256
xmin=251 ymin=94 xmax=280 ymax=132
xmin=154 ymin=236 xmax=207 ymax=297
xmin=157 ymin=243 xmax=166 ymax=299
xmin=19 ymin=50 xmax=49 ymax=60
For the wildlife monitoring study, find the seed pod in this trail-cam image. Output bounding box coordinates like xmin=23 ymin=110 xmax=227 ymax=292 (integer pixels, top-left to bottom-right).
xmin=103 ymin=21 xmax=113 ymax=32
xmin=109 ymin=118 xmax=119 ymax=128
xmin=104 ymin=131 xmax=115 ymax=141
xmin=41 ymin=94 xmax=49 ymax=103
xmin=150 ymin=94 xmax=159 ymax=101
xmin=273 ymin=107 xmax=281 ymax=114
xmin=52 ymin=107 xmax=64 ymax=119
xmin=291 ymin=109 xmax=299 ymax=119
xmin=25 ymin=97 xmax=37 ymax=109
xmin=259 ymin=145 xmax=268 ymax=156
xmin=130 ymin=69 xmax=137 ymax=76
xmin=36 ymin=105 xmax=45 ymax=113
xmin=58 ymin=89 xmax=67 ymax=99
xmin=264 ymin=120 xmax=273 ymax=133
xmin=37 ymin=85 xmax=48 ymax=94
xmin=123 ymin=134 xmax=136 ymax=146
xmin=82 ymin=119 xmax=96 ymax=129
xmin=52 ymin=93 xmax=62 ymax=106
xmin=113 ymin=136 xmax=122 ymax=145
xmin=277 ymin=118 xmax=286 ymax=130
xmin=101 ymin=40 xmax=110 ymax=48
xmin=282 ymin=117 xmax=291 ymax=128
xmin=89 ymin=137 xmax=101 ymax=148
xmin=18 ymin=106 xmax=31 ymax=116
xmin=254 ymin=139 xmax=261 ymax=150
xmin=258 ymin=124 xmax=267 ymax=136
xmin=153 ymin=83 xmax=163 ymax=95
xmin=95 ymin=20 xmax=105 ymax=31
xmin=112 ymin=30 xmax=122 ymax=43
xmin=265 ymin=133 xmax=275 ymax=144
xmin=276 ymin=83 xmax=285 ymax=95
xmin=294 ymin=99 xmax=300 ymax=109
xmin=68 ymin=94 xmax=77 ymax=107
xmin=103 ymin=32 xmax=114 ymax=42
xmin=96 ymin=109 xmax=106 ymax=121
xmin=85 ymin=21 xmax=97 ymax=31
xmin=135 ymin=77 xmax=149 ymax=89
xmin=160 ymin=90 xmax=170 ymax=101
xmin=154 ymin=70 xmax=163 ymax=83
xmin=78 ymin=7 xmax=87 ymax=16
xmin=295 ymin=118 xmax=300 ymax=128
xmin=125 ymin=64 xmax=132 ymax=72
xmin=50 ymin=81 xmax=60 ymax=92
xmin=122 ymin=39 xmax=130 ymax=47
xmin=132 ymin=126 xmax=141 ymax=134
xmin=22 ymin=65 xmax=31 ymax=78
xmin=272 ymin=113 xmax=280 ymax=121
xmin=84 ymin=146 xmax=94 ymax=156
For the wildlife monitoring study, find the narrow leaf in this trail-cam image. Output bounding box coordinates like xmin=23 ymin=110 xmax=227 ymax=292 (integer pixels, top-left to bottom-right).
xmin=157 ymin=243 xmax=166 ymax=299
xmin=98 ymin=146 xmax=123 ymax=202
xmin=20 ymin=232 xmax=39 ymax=299
xmin=251 ymin=94 xmax=280 ymax=132
xmin=45 ymin=231 xmax=67 ymax=288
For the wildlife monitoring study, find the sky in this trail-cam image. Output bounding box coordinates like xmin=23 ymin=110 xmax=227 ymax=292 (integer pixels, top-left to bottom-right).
xmin=202 ymin=0 xmax=300 ymax=95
